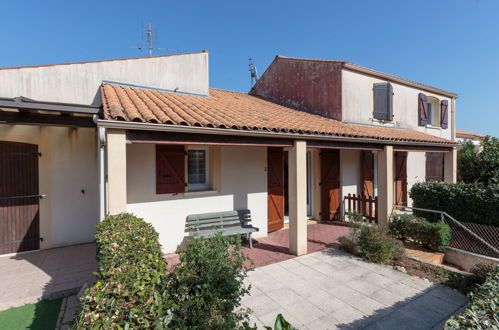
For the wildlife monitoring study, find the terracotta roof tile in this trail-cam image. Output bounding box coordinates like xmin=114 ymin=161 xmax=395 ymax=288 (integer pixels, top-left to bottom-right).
xmin=101 ymin=84 xmax=456 ymax=145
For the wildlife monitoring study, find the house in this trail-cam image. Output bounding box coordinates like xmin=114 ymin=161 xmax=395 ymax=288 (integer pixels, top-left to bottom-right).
xmin=456 ymin=129 xmax=484 ymax=149
xmin=0 ymin=53 xmax=457 ymax=256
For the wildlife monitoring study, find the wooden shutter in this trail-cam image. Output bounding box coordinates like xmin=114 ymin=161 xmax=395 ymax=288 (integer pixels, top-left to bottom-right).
xmin=440 ymin=100 xmax=449 ymax=129
xmin=425 ymin=152 xmax=444 ymax=182
xmin=373 ymin=83 xmax=393 ymax=120
xmin=156 ymin=145 xmax=185 ymax=194
xmin=418 ymin=93 xmax=428 ymax=126
xmin=362 ymin=151 xmax=374 ymax=197
xmin=267 ymin=148 xmax=284 ymax=232
xmin=395 ymin=152 xmax=408 ymax=206
xmin=321 ymin=149 xmax=341 ymax=221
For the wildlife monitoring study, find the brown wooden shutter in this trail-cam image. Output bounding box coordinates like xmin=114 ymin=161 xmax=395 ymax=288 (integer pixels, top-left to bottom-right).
xmin=440 ymin=100 xmax=449 ymax=129
xmin=425 ymin=152 xmax=444 ymax=182
xmin=395 ymin=152 xmax=408 ymax=206
xmin=156 ymin=145 xmax=185 ymax=194
xmin=418 ymin=93 xmax=428 ymax=126
xmin=362 ymin=151 xmax=374 ymax=197
xmin=373 ymin=83 xmax=393 ymax=120
xmin=267 ymin=148 xmax=284 ymax=232
xmin=321 ymin=149 xmax=341 ymax=221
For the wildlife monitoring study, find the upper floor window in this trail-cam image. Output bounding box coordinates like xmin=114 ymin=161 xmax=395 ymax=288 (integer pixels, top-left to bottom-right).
xmin=418 ymin=93 xmax=449 ymax=129
xmin=373 ymin=82 xmax=393 ymax=121
xmin=426 ymin=97 xmax=440 ymax=127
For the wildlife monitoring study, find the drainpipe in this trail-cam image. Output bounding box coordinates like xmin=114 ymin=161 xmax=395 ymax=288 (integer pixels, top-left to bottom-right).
xmin=95 ymin=115 xmax=107 ymax=220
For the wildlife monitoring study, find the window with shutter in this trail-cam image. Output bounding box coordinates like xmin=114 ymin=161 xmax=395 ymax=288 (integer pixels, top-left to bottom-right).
xmin=418 ymin=93 xmax=428 ymax=126
xmin=425 ymin=152 xmax=444 ymax=181
xmin=440 ymin=100 xmax=449 ymax=129
xmin=373 ymin=83 xmax=393 ymax=121
xmin=187 ymin=147 xmax=210 ymax=191
xmin=156 ymin=145 xmax=186 ymax=194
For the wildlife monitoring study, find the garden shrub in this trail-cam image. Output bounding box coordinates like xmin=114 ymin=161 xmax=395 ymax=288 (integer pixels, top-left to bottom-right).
xmin=390 ymin=214 xmax=451 ymax=251
xmin=264 ymin=314 xmax=297 ymax=330
xmin=410 ymin=181 xmax=499 ymax=227
xmin=75 ymin=213 xmax=172 ymax=329
xmin=167 ymin=233 xmax=251 ymax=329
xmin=458 ymin=135 xmax=499 ymax=185
xmin=445 ymin=265 xmax=499 ymax=329
xmin=340 ymin=212 xmax=404 ymax=265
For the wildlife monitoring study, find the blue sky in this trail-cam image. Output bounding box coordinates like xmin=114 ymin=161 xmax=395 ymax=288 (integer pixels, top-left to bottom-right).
xmin=1 ymin=0 xmax=497 ymax=136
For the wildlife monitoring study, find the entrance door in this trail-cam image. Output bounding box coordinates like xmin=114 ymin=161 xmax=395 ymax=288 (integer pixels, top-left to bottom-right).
xmin=267 ymin=148 xmax=284 ymax=232
xmin=395 ymin=151 xmax=408 ymax=206
xmin=321 ymin=149 xmax=340 ymax=221
xmin=0 ymin=141 xmax=40 ymax=254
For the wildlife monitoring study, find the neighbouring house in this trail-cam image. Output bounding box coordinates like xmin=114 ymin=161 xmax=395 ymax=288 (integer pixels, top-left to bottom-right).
xmin=0 ymin=53 xmax=458 ymax=256
xmin=456 ymin=129 xmax=484 ymax=150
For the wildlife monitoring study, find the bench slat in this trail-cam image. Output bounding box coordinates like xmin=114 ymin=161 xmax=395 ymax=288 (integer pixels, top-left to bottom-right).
xmin=186 ymin=216 xmax=239 ymax=225
xmin=186 ymin=220 xmax=242 ymax=230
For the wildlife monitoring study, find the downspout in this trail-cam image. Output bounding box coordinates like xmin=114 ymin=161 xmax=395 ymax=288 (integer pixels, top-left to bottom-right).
xmin=95 ymin=115 xmax=107 ymax=220
xmin=451 ymin=97 xmax=457 ymax=141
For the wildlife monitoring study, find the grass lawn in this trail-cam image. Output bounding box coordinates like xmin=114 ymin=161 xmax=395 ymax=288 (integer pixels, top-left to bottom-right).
xmin=0 ymin=298 xmax=62 ymax=330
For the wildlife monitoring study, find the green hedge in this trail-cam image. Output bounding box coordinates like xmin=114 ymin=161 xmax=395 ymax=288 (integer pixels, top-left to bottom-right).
xmin=445 ymin=265 xmax=499 ymax=329
xmin=410 ymin=181 xmax=499 ymax=227
xmin=389 ymin=214 xmax=451 ymax=251
xmin=74 ymin=213 xmax=171 ymax=329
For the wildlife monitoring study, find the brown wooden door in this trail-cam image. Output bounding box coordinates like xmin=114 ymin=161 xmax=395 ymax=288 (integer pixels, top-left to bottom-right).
xmin=267 ymin=148 xmax=284 ymax=232
xmin=0 ymin=141 xmax=40 ymax=254
xmin=426 ymin=152 xmax=444 ymax=182
xmin=395 ymin=152 xmax=408 ymax=206
xmin=321 ymin=149 xmax=340 ymax=221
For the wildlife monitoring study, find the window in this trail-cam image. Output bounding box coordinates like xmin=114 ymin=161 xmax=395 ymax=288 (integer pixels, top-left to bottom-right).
xmin=187 ymin=147 xmax=209 ymax=191
xmin=426 ymin=97 xmax=440 ymax=127
xmin=373 ymin=83 xmax=393 ymax=121
xmin=425 ymin=152 xmax=444 ymax=181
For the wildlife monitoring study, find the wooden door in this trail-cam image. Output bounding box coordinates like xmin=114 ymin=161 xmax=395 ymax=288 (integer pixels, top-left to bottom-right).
xmin=267 ymin=148 xmax=284 ymax=232
xmin=395 ymin=152 xmax=408 ymax=206
xmin=0 ymin=141 xmax=40 ymax=254
xmin=426 ymin=152 xmax=444 ymax=182
xmin=321 ymin=149 xmax=340 ymax=221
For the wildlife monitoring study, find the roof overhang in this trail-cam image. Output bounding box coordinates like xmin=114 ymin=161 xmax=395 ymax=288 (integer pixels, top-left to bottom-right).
xmin=0 ymin=97 xmax=99 ymax=127
xmin=97 ymin=119 xmax=457 ymax=150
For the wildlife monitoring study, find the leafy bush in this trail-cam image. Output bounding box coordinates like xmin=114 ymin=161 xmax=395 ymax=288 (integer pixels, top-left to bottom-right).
xmin=458 ymin=136 xmax=499 ymax=185
xmin=75 ymin=213 xmax=171 ymax=329
xmin=390 ymin=214 xmax=451 ymax=251
xmin=340 ymin=212 xmax=404 ymax=265
xmin=410 ymin=181 xmax=499 ymax=227
xmin=470 ymin=262 xmax=496 ymax=284
xmin=264 ymin=314 xmax=297 ymax=330
xmin=445 ymin=265 xmax=499 ymax=329
xmin=167 ymin=233 xmax=251 ymax=329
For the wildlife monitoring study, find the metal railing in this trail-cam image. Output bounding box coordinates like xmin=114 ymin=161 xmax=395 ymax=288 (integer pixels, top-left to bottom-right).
xmin=392 ymin=205 xmax=499 ymax=258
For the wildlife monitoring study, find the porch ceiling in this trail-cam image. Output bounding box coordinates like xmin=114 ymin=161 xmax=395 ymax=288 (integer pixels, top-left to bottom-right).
xmin=100 ymin=83 xmax=457 ymax=146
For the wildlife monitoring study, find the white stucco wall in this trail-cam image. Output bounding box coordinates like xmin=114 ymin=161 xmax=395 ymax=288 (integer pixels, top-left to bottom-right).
xmin=406 ymin=152 xmax=426 ymax=206
xmin=342 ymin=69 xmax=454 ymax=140
xmin=0 ymin=52 xmax=209 ymax=105
xmin=340 ymin=149 xmax=361 ymax=216
xmin=126 ymin=144 xmax=268 ymax=253
xmin=0 ymin=125 xmax=99 ymax=248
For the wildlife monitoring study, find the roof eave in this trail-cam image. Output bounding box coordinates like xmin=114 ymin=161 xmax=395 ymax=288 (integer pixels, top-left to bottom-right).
xmin=96 ymin=119 xmax=458 ymax=148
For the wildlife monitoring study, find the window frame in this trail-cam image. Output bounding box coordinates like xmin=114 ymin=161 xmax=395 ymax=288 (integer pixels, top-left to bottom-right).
xmin=426 ymin=97 xmax=440 ymax=127
xmin=186 ymin=146 xmax=210 ymax=191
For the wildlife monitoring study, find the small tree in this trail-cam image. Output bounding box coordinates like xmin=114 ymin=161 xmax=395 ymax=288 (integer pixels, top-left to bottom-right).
xmin=458 ymin=135 xmax=499 ymax=185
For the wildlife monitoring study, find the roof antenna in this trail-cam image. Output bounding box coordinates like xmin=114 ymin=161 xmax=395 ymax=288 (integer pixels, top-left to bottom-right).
xmin=132 ymin=23 xmax=180 ymax=56
xmin=249 ymin=57 xmax=259 ymax=87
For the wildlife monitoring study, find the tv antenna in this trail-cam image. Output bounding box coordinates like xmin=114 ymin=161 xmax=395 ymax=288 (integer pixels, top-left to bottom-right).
xmin=132 ymin=23 xmax=180 ymax=56
xmin=249 ymin=57 xmax=259 ymax=87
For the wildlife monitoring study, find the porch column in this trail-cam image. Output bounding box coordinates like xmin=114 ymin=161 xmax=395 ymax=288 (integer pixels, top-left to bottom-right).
xmin=106 ymin=129 xmax=127 ymax=215
xmin=444 ymin=148 xmax=457 ymax=183
xmin=289 ymin=140 xmax=307 ymax=256
xmin=377 ymin=145 xmax=394 ymax=226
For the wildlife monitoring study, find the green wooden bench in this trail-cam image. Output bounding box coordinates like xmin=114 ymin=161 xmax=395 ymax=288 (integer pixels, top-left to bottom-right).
xmin=186 ymin=209 xmax=259 ymax=248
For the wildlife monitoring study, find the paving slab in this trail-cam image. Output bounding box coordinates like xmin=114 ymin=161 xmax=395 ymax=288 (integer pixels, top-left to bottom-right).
xmin=241 ymin=247 xmax=468 ymax=329
xmin=0 ymin=243 xmax=97 ymax=311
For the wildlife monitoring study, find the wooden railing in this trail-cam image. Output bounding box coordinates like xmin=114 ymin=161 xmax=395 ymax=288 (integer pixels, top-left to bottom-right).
xmin=344 ymin=193 xmax=378 ymax=223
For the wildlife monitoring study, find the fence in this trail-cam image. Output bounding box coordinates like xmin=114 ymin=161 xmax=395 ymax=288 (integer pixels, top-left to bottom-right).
xmin=344 ymin=193 xmax=378 ymax=223
xmin=392 ymin=205 xmax=499 ymax=259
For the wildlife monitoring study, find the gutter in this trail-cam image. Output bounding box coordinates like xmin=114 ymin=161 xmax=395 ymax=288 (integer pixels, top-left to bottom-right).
xmin=94 ymin=115 xmax=107 ymax=220
xmin=96 ymin=119 xmax=458 ymax=148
